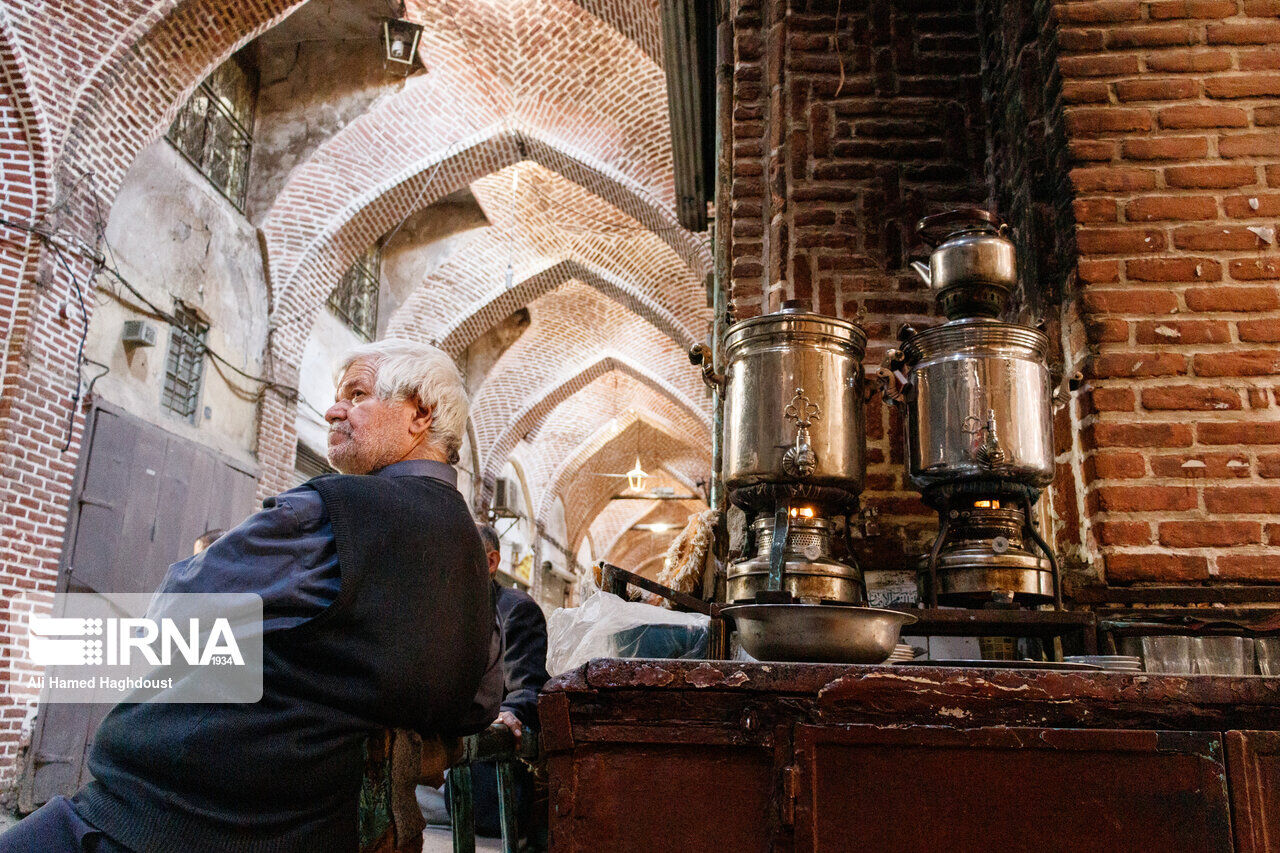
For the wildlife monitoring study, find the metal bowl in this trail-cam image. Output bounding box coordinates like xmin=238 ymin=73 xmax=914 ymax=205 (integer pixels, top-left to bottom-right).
xmin=723 ymin=603 xmax=917 ymax=664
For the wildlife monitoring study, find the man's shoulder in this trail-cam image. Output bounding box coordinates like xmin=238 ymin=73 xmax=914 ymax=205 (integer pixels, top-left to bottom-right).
xmin=309 ymin=472 xmax=460 ymax=502
xmin=497 ymin=584 xmax=537 ymax=605
xmin=259 ymin=483 xmax=328 ymax=531
xmin=497 ymin=586 xmax=544 ymax=620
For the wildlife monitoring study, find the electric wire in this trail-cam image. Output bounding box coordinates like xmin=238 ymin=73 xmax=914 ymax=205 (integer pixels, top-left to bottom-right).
xmin=0 ymin=213 xmax=300 ymax=406
xmin=44 ymin=241 xmax=97 ymax=451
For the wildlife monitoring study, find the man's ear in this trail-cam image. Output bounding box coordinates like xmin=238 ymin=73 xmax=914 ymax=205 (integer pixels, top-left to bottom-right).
xmin=409 ymin=400 xmax=434 ymax=436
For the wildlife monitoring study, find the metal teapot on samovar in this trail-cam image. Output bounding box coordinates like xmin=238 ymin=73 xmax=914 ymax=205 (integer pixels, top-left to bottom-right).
xmin=880 ymin=208 xmax=1068 ymax=608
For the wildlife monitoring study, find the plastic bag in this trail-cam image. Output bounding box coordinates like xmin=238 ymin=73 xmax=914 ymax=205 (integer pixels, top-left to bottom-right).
xmin=546 ymin=589 xmax=710 ymax=676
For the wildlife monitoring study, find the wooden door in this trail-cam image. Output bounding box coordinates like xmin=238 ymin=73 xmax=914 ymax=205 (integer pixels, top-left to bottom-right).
xmin=1229 ymin=730 xmax=1280 ymax=853
xmin=18 ymin=403 xmax=257 ymax=810
xmin=792 ymin=724 xmax=1234 ymax=853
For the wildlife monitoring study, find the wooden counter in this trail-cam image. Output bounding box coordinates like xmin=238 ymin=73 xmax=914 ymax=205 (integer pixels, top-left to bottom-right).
xmin=539 ymin=659 xmax=1280 ymax=852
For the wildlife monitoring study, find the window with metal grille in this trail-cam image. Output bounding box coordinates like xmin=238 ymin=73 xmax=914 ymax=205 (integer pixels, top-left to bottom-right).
xmin=167 ymin=52 xmax=257 ymax=209
xmin=328 ymin=244 xmax=382 ymax=341
xmin=161 ymin=303 xmax=209 ymax=423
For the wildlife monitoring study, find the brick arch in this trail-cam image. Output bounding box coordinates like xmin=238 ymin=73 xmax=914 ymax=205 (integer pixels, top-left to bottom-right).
xmin=31 ymin=0 xmax=659 ymax=196
xmin=587 ymin=496 xmax=669 ymax=565
xmin=514 ymin=368 xmax=710 ymax=518
xmin=537 ymin=0 xmax=662 ymax=64
xmin=474 ymin=353 xmax=709 ymax=509
xmin=385 ymin=160 xmax=707 ymax=358
xmin=0 ymin=11 xmax=52 ymax=340
xmin=533 ymin=407 xmax=705 ymax=526
xmin=433 ymin=258 xmax=695 ymax=356
xmin=494 ymin=372 xmax=710 ymax=520
xmin=605 ymin=507 xmax=709 ymax=578
xmin=543 ymin=416 xmax=709 ymax=552
xmin=1 ymin=0 xmax=316 ymax=521
xmin=261 ymin=0 xmax=701 ymax=355
xmin=0 ymin=12 xmax=59 ymax=767
xmin=593 ymin=485 xmax=707 ymax=564
xmin=269 ymin=125 xmax=707 ymax=364
xmin=459 ymin=281 xmax=709 ymax=500
xmin=567 ymin=457 xmax=707 ymax=553
xmin=56 ymin=1 xmax=305 ymax=199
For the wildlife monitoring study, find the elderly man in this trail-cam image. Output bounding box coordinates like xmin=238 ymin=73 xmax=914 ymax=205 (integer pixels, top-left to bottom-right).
xmin=2 ymin=340 xmax=496 ymax=853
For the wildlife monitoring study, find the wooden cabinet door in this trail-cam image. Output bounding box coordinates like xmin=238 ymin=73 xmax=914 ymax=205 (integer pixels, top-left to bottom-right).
xmin=793 ymin=725 xmax=1234 ymax=853
xmin=1228 ymin=730 xmax=1280 ymax=852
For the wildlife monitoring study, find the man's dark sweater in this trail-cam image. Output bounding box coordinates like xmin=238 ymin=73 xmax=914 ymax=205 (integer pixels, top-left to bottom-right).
xmin=70 ymin=468 xmax=494 ymax=853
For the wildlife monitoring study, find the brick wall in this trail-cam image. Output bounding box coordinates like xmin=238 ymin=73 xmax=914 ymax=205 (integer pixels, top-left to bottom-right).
xmin=978 ymin=0 xmax=1093 ymax=570
xmin=729 ymin=0 xmax=990 ymax=562
xmin=1055 ymin=0 xmax=1280 ymax=584
xmin=729 ymin=0 xmax=1280 ymax=585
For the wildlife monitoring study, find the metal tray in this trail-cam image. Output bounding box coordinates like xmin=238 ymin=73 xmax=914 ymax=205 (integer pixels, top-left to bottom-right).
xmin=723 ymin=603 xmax=917 ymax=664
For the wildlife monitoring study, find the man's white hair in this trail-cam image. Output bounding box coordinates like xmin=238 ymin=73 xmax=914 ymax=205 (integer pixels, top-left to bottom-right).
xmin=335 ymin=339 xmax=469 ymax=464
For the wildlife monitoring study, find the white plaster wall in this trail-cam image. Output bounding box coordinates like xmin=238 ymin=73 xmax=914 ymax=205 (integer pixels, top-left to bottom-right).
xmin=295 ymin=307 xmax=364 ymax=460
xmin=378 ymin=194 xmax=489 ymax=335
xmin=543 ymin=496 xmax=571 ymax=575
xmin=455 ymin=427 xmax=477 ymax=507
xmin=86 ymin=141 xmax=269 ymax=469
xmin=527 ymin=494 xmax=574 ymax=610
xmin=246 ymin=0 xmax=409 ymax=223
xmin=494 ymin=456 xmax=535 ymax=586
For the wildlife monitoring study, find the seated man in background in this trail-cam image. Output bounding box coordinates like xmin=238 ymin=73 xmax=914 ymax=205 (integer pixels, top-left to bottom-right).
xmin=2 ymin=339 xmax=497 ymax=853
xmin=452 ymin=523 xmax=551 ymax=840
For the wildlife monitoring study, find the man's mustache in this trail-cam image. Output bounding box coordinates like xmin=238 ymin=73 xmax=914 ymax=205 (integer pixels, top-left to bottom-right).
xmin=328 ymin=423 xmax=352 ymax=439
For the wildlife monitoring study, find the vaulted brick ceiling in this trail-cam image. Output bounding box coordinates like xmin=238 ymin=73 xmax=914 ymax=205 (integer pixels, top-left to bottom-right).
xmin=251 ymin=0 xmax=714 ymax=556
xmin=14 ymin=0 xmax=711 ymax=568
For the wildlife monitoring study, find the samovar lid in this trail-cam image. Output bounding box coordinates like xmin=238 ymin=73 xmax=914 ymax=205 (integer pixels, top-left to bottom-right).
xmin=725 ymin=301 xmax=867 ymax=357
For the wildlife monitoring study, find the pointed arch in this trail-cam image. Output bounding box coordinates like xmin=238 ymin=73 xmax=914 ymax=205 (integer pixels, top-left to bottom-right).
xmin=267 ymin=125 xmax=708 ymax=366
xmin=433 ymin=258 xmax=695 ymax=356
xmin=474 ymin=354 xmax=709 ymax=507
xmin=533 ymin=411 xmax=709 ymax=529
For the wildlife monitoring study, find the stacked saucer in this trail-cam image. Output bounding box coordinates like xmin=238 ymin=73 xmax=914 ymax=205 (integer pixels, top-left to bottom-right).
xmin=1064 ymin=655 xmax=1142 ymax=672
xmin=886 ymin=643 xmax=920 ymax=663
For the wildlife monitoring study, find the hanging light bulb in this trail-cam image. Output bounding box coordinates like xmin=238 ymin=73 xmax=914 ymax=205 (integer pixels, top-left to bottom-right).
xmin=383 ymin=17 xmax=424 ymax=70
xmin=625 ymin=456 xmax=648 ymax=492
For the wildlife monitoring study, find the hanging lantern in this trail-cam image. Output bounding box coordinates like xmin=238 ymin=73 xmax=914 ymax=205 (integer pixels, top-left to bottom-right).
xmin=383 ymin=18 xmax=424 ymax=68
xmin=625 ymin=456 xmax=649 ymax=492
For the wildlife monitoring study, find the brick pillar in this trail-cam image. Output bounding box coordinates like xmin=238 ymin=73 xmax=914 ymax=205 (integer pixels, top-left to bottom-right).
xmin=254 ymin=359 xmax=301 ymax=502
xmin=1054 ymin=0 xmax=1280 ymax=583
xmin=728 ymin=0 xmax=989 ymax=562
xmin=0 ymin=190 xmax=99 ymax=790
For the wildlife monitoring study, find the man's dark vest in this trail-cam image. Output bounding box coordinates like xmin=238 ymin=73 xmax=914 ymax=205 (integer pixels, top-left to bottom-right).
xmin=73 ymin=473 xmax=492 ymax=853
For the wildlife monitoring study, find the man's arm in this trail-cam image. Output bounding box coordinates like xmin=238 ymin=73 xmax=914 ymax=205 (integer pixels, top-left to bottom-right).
xmin=445 ymin=616 xmax=504 ymax=737
xmin=156 ymin=486 xmax=340 ymax=631
xmin=499 ymin=597 xmax=551 ymax=730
